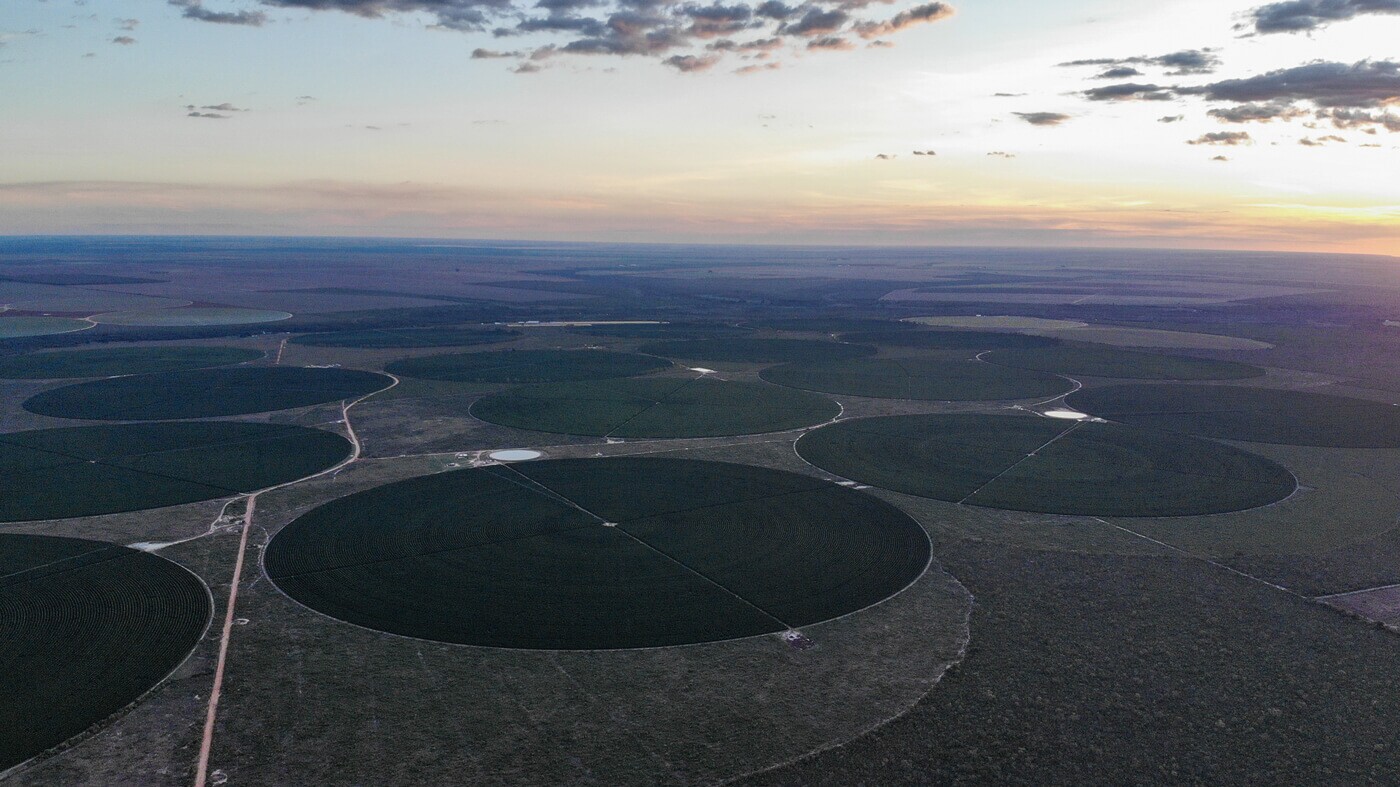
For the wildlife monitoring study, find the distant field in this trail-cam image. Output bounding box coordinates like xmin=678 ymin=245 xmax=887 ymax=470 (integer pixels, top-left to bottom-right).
xmin=799 ymin=413 xmax=1295 ymax=517
xmin=265 ymin=457 xmax=929 ymax=649
xmin=0 ymin=346 xmax=262 ymax=379
xmin=751 ymin=317 xmax=919 ymax=334
xmin=1069 ymin=384 xmax=1400 ymax=447
xmin=0 ymin=422 xmax=351 ymax=521
xmin=92 ymin=306 xmax=293 ymax=327
xmin=0 ymin=534 xmax=209 ymax=772
xmin=908 ymin=316 xmax=1273 ymax=350
xmin=986 ymin=346 xmax=1264 ymax=381
xmin=762 ymin=356 xmax=1071 ymax=401
xmin=290 ymin=326 xmax=519 ymax=348
xmin=386 ymin=348 xmax=669 ymax=383
xmin=23 ymin=366 xmax=390 ymax=420
xmin=638 ymin=337 xmax=875 ymax=364
xmin=839 ymin=329 xmax=1059 ymax=351
xmin=0 ymin=316 xmax=92 ymax=339
xmin=571 ymin=322 xmax=752 ymax=339
xmin=473 ymin=376 xmax=840 ymax=437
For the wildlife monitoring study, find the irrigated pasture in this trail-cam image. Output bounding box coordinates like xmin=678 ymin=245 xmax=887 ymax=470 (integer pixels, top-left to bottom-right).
xmin=472 ymin=376 xmax=840 ymax=437
xmin=23 ymin=366 xmax=390 ymax=420
xmin=0 ymin=346 xmax=263 ymax=379
xmin=0 ymin=534 xmax=209 ymax=771
xmin=987 ymin=346 xmax=1263 ymax=381
xmin=798 ymin=414 xmax=1295 ymax=517
xmin=265 ymin=457 xmax=929 ymax=649
xmin=637 ymin=338 xmax=874 ymax=364
xmin=838 ymin=329 xmax=1059 ymax=351
xmin=0 ymin=422 xmax=351 ymax=521
xmin=290 ymin=326 xmax=519 ymax=348
xmin=386 ymin=349 xmax=669 ymax=383
xmin=1068 ymin=384 xmax=1400 ymax=447
xmin=761 ymin=357 xmax=1071 ymax=401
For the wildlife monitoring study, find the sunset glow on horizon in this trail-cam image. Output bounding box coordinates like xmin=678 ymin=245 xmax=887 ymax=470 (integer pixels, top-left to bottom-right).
xmin=2 ymin=0 xmax=1398 ymax=255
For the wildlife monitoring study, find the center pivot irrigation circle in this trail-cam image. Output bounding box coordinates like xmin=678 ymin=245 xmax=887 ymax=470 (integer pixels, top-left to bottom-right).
xmin=264 ymin=457 xmax=931 ymax=650
xmin=798 ymin=413 xmax=1296 ymax=517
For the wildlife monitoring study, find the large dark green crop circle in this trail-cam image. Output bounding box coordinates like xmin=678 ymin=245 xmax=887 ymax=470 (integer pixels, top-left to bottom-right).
xmin=472 ymin=377 xmax=840 ymax=437
xmin=0 ymin=535 xmax=210 ymax=771
xmin=1068 ymin=384 xmax=1400 ymax=447
xmin=265 ymin=458 xmax=931 ymax=649
xmin=23 ymin=366 xmax=391 ymax=420
xmin=0 ymin=422 xmax=352 ymax=521
xmin=798 ymin=414 xmax=1295 ymax=517
xmin=0 ymin=346 xmax=263 ymax=380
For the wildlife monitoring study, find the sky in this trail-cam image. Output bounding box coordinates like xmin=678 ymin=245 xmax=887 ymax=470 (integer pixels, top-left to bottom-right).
xmin=1 ymin=0 xmax=1398 ymax=254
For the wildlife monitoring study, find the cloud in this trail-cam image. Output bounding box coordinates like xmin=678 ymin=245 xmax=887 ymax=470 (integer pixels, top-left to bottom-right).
xmin=1211 ymin=155 xmax=1229 ymax=161
xmin=1245 ymin=0 xmax=1400 ymax=35
xmin=166 ymin=0 xmax=956 ymax=70
xmin=734 ymin=61 xmax=779 ymax=73
xmin=851 ymin=2 xmax=953 ymax=39
xmin=1158 ymin=114 xmax=1185 ymax=122
xmin=992 ymin=92 xmax=1026 ymax=97
xmin=1081 ymin=82 xmax=1176 ymax=101
xmin=663 ymin=53 xmax=720 ymax=70
xmin=1317 ymin=107 xmax=1400 ymax=131
xmin=117 ymin=18 xmax=139 ymax=30
xmin=1207 ymin=101 xmax=1309 ymax=123
xmin=874 ymin=153 xmax=895 ymax=159
xmin=112 ymin=35 xmax=137 ymax=44
xmin=912 ymin=149 xmax=935 ymax=155
xmin=1187 ymin=131 xmax=1253 ymax=145
xmin=1061 ymin=49 xmax=1220 ymax=76
xmin=187 ymin=112 xmax=229 ymax=119
xmin=780 ymin=8 xmax=848 ymax=36
xmin=1013 ymin=111 xmax=1071 ymax=126
xmin=185 ymin=102 xmax=248 ymax=112
xmin=170 ymin=0 xmax=268 ymax=25
xmin=987 ymin=151 xmax=1015 ymax=158
xmin=1192 ymin=60 xmax=1400 ymax=109
xmin=806 ymin=35 xmax=854 ymax=50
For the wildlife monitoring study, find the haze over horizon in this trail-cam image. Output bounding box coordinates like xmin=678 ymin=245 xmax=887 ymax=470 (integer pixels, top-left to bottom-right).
xmin=2 ymin=0 xmax=1398 ymax=254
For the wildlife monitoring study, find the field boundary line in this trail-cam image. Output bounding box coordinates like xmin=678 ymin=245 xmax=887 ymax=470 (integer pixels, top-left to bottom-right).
xmin=957 ymin=422 xmax=1080 ymax=504
xmin=1314 ymin=582 xmax=1400 ymax=601
xmin=1090 ymin=517 xmax=1305 ymax=598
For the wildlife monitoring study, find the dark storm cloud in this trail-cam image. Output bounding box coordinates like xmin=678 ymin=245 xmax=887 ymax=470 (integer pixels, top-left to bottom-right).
xmin=1013 ymin=111 xmax=1071 ymax=126
xmin=1061 ymin=49 xmax=1220 ymax=76
xmin=170 ymin=0 xmax=269 ymax=25
xmin=1187 ymin=131 xmax=1253 ymax=145
xmin=1245 ymin=0 xmax=1400 ymax=34
xmin=171 ymin=0 xmax=955 ymax=70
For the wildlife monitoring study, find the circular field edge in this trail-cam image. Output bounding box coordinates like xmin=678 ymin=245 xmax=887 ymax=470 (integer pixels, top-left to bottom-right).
xmin=261 ymin=457 xmax=934 ymax=651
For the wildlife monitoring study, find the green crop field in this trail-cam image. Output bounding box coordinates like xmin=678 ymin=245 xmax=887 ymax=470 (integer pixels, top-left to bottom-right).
xmin=637 ymin=338 xmax=875 ymax=364
xmin=265 ymin=457 xmax=929 ymax=649
xmin=986 ymin=346 xmax=1264 ymax=380
xmin=571 ymin=322 xmax=752 ymax=339
xmin=838 ymin=329 xmax=1060 ymax=351
xmin=0 ymin=534 xmax=210 ymax=771
xmin=0 ymin=346 xmax=263 ymax=379
xmin=385 ymin=349 xmax=669 ymax=383
xmin=92 ymin=306 xmax=292 ymax=327
xmin=752 ymin=318 xmax=919 ymax=334
xmin=290 ymin=326 xmax=520 ymax=348
xmin=23 ymin=366 xmax=390 ymax=420
xmin=1068 ymin=384 xmax=1400 ymax=447
xmin=472 ymin=376 xmax=840 ymax=437
xmin=761 ymin=357 xmax=1071 ymax=401
xmin=0 ymin=422 xmax=351 ymax=521
xmin=0 ymin=316 xmax=92 ymax=340
xmin=798 ymin=413 xmax=1295 ymax=517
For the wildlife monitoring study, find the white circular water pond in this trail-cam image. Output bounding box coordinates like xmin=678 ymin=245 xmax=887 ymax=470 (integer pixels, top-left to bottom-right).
xmin=1042 ymin=409 xmax=1091 ymax=420
xmin=488 ymin=449 xmax=542 ymax=462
